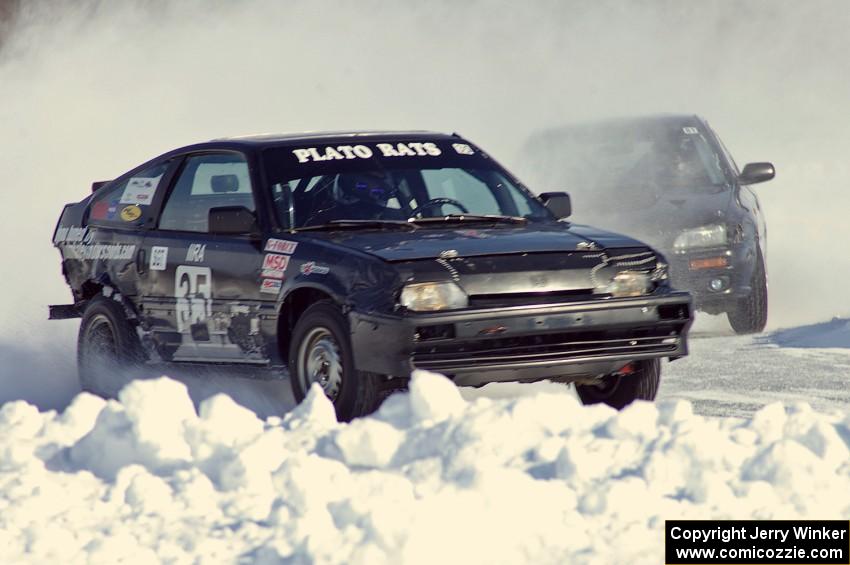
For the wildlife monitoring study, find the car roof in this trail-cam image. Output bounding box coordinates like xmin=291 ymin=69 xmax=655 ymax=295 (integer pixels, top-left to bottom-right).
xmin=169 ymin=130 xmax=463 ymax=154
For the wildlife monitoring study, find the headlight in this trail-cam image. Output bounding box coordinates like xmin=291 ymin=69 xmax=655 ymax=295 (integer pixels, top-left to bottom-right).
xmin=595 ymin=271 xmax=652 ymax=298
xmin=400 ymin=282 xmax=468 ymax=311
xmin=673 ymin=224 xmax=727 ymax=252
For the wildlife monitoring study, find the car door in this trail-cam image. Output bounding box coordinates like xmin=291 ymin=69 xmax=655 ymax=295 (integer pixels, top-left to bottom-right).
xmin=138 ymin=151 xmax=272 ymax=364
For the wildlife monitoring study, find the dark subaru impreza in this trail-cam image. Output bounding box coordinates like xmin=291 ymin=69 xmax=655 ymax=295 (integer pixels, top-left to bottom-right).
xmin=51 ymin=131 xmax=692 ymax=420
xmin=522 ymin=115 xmax=774 ymax=334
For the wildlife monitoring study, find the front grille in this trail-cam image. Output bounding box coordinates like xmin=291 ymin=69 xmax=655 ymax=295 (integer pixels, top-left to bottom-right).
xmin=467 ymin=289 xmax=596 ymax=308
xmin=412 ymin=325 xmax=682 ymax=371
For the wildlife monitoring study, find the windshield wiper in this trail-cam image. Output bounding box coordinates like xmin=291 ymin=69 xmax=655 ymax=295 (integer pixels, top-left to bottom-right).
xmin=295 ymin=219 xmax=418 ymax=232
xmin=408 ymin=214 xmax=528 ymax=225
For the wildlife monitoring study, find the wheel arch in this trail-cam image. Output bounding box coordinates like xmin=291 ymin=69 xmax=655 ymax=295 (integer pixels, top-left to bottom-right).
xmin=277 ymin=284 xmax=344 ymax=360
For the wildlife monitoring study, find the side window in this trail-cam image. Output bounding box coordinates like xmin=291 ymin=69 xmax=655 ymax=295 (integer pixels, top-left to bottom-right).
xmin=159 ymin=153 xmax=255 ymax=233
xmin=89 ymin=161 xmax=171 ymax=227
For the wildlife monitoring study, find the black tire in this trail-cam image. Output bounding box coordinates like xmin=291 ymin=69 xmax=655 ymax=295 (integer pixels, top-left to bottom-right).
xmin=575 ymin=359 xmax=661 ymax=410
xmin=727 ymin=254 xmax=768 ymax=335
xmin=288 ymin=301 xmax=381 ymax=421
xmin=77 ymin=295 xmax=144 ymax=397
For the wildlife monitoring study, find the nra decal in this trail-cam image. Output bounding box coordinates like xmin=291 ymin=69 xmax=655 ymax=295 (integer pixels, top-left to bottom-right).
xmin=186 ymin=243 xmax=206 ymax=263
xmin=120 ymin=204 xmax=142 ymax=222
xmin=150 ymin=246 xmax=168 ymax=271
xmin=265 ymin=239 xmax=298 ymax=254
xmin=292 ymin=142 xmax=441 ymax=164
xmin=300 ymin=261 xmax=329 ymax=275
xmin=262 ymin=253 xmax=289 ymax=279
xmin=120 ymin=177 xmax=160 ymax=206
xmin=260 ymin=278 xmax=282 ymax=294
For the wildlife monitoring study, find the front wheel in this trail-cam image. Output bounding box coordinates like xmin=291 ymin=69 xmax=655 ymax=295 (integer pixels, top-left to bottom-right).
xmin=575 ymin=359 xmax=661 ymax=410
xmin=288 ymin=302 xmax=381 ymax=421
xmin=727 ymin=254 xmax=768 ymax=334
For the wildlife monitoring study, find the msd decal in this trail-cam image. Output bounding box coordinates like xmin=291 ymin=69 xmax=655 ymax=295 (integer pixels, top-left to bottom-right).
xmin=262 ymin=253 xmax=289 ymax=279
xmin=265 ymin=239 xmax=298 ymax=254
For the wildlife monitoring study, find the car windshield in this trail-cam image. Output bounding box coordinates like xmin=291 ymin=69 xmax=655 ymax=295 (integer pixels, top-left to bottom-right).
xmin=263 ymin=140 xmax=553 ymax=229
xmin=526 ymin=120 xmax=730 ymax=199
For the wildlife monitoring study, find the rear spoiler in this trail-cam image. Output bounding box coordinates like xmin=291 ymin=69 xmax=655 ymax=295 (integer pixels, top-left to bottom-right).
xmin=91 ymin=180 xmax=110 ymax=193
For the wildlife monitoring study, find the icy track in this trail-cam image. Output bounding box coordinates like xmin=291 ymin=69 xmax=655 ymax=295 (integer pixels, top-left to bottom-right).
xmin=2 ymin=372 xmax=850 ymax=564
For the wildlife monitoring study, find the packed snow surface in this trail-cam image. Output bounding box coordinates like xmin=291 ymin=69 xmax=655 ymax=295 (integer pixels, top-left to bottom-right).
xmin=2 ymin=371 xmax=850 ymax=564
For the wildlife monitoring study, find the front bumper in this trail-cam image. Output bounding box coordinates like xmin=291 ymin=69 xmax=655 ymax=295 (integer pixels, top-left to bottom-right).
xmin=668 ymin=246 xmax=756 ymax=313
xmin=350 ymin=291 xmax=693 ymax=386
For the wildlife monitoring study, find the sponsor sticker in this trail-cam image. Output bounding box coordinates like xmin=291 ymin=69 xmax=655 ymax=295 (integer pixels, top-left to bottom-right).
xmin=120 ymin=177 xmax=159 ymax=205
xmin=54 ymin=225 xmax=88 ymax=244
xmin=91 ymin=200 xmax=110 ymax=220
xmin=63 ymin=243 xmax=136 ymax=260
xmin=682 ymin=127 xmax=699 ymax=134
xmin=260 ymin=278 xmax=283 ymax=294
xmin=375 ymin=142 xmax=441 ymax=158
xmin=300 ymin=261 xmax=329 ymax=275
xmin=265 ymin=239 xmax=298 ymax=254
xmin=150 ymin=246 xmax=168 ymax=270
xmin=107 ymin=200 xmax=119 ymax=219
xmin=120 ymin=204 xmax=142 ymax=222
xmin=452 ymin=143 xmax=475 ymax=155
xmin=291 ymin=142 xmax=442 ymax=164
xmin=262 ymin=253 xmax=290 ymax=278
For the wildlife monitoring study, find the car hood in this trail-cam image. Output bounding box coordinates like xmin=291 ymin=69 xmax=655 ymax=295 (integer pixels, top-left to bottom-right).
xmin=571 ymin=187 xmax=735 ymax=251
xmin=301 ymin=222 xmax=650 ymax=262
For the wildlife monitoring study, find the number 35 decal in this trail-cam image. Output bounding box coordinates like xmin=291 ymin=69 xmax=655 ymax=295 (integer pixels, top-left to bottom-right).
xmin=175 ymin=265 xmax=211 ymax=332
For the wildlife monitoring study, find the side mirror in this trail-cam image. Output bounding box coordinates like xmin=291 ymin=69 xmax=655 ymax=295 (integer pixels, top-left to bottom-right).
xmin=539 ymin=191 xmax=572 ymax=219
xmin=208 ymin=206 xmax=259 ymax=235
xmin=739 ymin=162 xmax=775 ymax=185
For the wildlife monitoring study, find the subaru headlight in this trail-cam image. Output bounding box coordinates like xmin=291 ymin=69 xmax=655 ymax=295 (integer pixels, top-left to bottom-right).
xmin=595 ymin=271 xmax=652 ymax=298
xmin=401 ymin=282 xmax=468 ymax=311
xmin=673 ymin=224 xmax=727 ymax=252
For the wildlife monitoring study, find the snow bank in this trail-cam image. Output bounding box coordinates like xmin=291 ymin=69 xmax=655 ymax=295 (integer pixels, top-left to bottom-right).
xmin=1 ymin=371 xmax=849 ymax=564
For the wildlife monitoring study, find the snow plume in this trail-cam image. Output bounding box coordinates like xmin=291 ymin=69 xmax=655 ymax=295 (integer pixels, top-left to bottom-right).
xmin=0 ymin=1 xmax=849 ymax=401
xmin=0 ymin=372 xmax=849 ymax=563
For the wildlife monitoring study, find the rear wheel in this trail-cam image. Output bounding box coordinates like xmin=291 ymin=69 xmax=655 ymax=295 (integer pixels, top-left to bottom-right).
xmin=727 ymin=254 xmax=768 ymax=334
xmin=575 ymin=359 xmax=661 ymax=410
xmin=288 ymin=302 xmax=382 ymax=421
xmin=77 ymin=296 xmax=144 ymax=397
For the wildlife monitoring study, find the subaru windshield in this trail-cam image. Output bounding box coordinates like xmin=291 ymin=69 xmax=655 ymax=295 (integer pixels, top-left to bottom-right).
xmin=534 ymin=121 xmax=730 ymax=195
xmin=263 ymin=140 xmax=553 ymax=230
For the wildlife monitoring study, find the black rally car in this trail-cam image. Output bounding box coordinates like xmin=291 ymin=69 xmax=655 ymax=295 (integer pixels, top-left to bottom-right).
xmin=522 ymin=115 xmax=774 ymax=334
xmin=51 ymin=131 xmax=693 ymax=420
